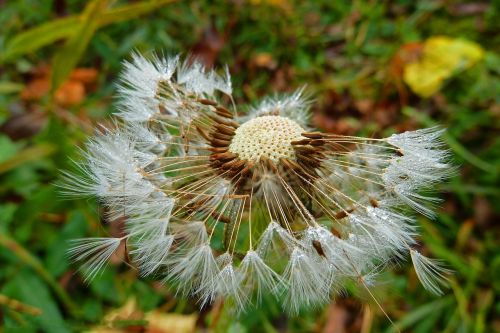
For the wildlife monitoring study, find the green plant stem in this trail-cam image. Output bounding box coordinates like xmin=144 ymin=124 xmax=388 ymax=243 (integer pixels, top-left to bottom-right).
xmin=0 ymin=233 xmax=79 ymax=318
xmin=0 ymin=293 xmax=42 ymax=315
xmin=0 ymin=144 xmax=56 ymax=174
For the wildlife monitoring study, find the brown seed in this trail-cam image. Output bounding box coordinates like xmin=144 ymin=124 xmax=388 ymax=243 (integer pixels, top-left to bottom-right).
xmin=210 ymin=151 xmax=237 ymax=161
xmin=230 ymin=159 xmax=247 ymax=171
xmin=210 ymin=160 xmax=222 ymax=168
xmin=221 ymin=159 xmax=243 ymax=170
xmin=215 ymin=105 xmax=231 ymax=113
xmin=312 ymin=151 xmax=326 ymax=160
xmin=302 ymin=132 xmax=323 ymax=139
xmin=260 ymin=156 xmax=278 ymax=173
xmin=215 ymin=106 xmax=234 ymax=118
xmin=335 ymin=208 xmax=354 ymax=219
xmin=330 ymin=228 xmax=342 ymax=238
xmin=232 ymin=176 xmax=246 ymax=188
xmin=215 ymin=105 xmax=233 ymax=116
xmin=309 ymin=139 xmax=325 ymax=146
xmin=369 ymin=197 xmax=379 ymax=208
xmin=195 ymin=125 xmax=211 ymax=142
xmin=280 ymin=158 xmax=303 ymax=174
xmin=213 ymin=116 xmax=239 ymax=129
xmin=215 ymin=110 xmax=233 ymax=119
xmin=214 ymin=124 xmax=236 ymax=136
xmin=280 ymin=158 xmax=295 ymax=170
xmin=297 ymin=154 xmax=321 ymax=168
xmin=208 ymin=114 xmax=222 ymax=123
xmin=158 ymin=104 xmax=168 ymax=114
xmin=208 ymin=114 xmax=240 ymax=129
xmin=210 ymin=138 xmax=231 ymax=147
xmin=227 ymin=120 xmax=240 ymax=129
xmin=211 ymin=132 xmax=233 ymax=141
xmin=312 ymin=240 xmax=326 ymax=257
xmin=396 ymin=149 xmax=404 ymax=157
xmin=294 ymin=145 xmax=317 ymax=155
xmin=335 ymin=210 xmax=348 ymax=219
xmin=198 ymin=98 xmax=218 ymax=106
xmin=227 ymin=171 xmax=240 ymax=179
xmin=208 ymin=147 xmax=228 ymax=153
xmin=291 ymin=139 xmax=311 ymax=146
xmin=240 ymin=161 xmax=254 ymax=177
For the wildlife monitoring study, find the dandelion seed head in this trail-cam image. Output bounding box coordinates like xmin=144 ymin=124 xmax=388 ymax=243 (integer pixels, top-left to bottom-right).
xmin=62 ymin=52 xmax=453 ymax=313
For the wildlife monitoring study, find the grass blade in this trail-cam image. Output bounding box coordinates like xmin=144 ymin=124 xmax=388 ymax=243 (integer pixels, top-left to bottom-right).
xmin=1 ymin=0 xmax=177 ymax=63
xmin=51 ymin=0 xmax=109 ymax=91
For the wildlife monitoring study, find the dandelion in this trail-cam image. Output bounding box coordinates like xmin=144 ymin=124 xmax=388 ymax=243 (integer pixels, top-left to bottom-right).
xmin=62 ymin=53 xmax=453 ymax=313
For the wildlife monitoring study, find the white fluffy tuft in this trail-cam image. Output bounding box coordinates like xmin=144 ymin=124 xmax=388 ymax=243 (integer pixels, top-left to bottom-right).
xmin=410 ymin=250 xmax=451 ymax=296
xmin=67 ymin=237 xmax=123 ymax=283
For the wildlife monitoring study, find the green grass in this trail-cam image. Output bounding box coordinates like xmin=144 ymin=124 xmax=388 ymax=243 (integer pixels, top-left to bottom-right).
xmin=0 ymin=1 xmax=499 ymax=332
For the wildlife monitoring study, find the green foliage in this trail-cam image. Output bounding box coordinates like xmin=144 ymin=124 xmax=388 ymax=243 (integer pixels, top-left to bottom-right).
xmin=3 ymin=271 xmax=71 ymax=333
xmin=0 ymin=1 xmax=499 ymax=332
xmin=1 ymin=0 xmax=177 ymax=63
xmin=51 ymin=0 xmax=109 ymax=90
xmin=1 ymin=16 xmax=79 ymax=62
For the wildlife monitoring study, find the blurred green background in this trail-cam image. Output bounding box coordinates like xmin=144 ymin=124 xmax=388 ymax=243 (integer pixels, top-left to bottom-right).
xmin=0 ymin=1 xmax=499 ymax=332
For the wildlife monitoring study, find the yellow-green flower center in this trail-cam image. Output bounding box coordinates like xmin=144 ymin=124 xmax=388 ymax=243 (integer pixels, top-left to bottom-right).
xmin=228 ymin=115 xmax=305 ymax=163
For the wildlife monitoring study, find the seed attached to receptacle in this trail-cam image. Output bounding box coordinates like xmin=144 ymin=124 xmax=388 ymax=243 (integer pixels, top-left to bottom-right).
xmin=214 ymin=124 xmax=236 ymax=136
xmin=302 ymin=132 xmax=323 ymax=139
xmin=198 ymin=98 xmax=218 ymax=106
xmin=215 ymin=106 xmax=233 ymax=118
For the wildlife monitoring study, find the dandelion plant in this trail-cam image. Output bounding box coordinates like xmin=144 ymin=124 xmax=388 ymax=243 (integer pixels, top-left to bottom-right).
xmin=62 ymin=53 xmax=453 ymax=313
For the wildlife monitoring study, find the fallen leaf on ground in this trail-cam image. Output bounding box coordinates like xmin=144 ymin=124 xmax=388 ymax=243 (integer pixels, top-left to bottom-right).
xmin=403 ymin=36 xmax=484 ymax=97
xmin=87 ymin=297 xmax=197 ymax=333
xmin=20 ymin=65 xmax=98 ymax=107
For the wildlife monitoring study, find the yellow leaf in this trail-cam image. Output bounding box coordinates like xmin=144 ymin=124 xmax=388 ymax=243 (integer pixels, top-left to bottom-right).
xmin=404 ymin=61 xmax=448 ymax=98
xmin=425 ymin=36 xmax=484 ymax=71
xmin=403 ymin=36 xmax=484 ymax=97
